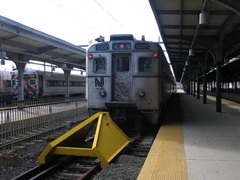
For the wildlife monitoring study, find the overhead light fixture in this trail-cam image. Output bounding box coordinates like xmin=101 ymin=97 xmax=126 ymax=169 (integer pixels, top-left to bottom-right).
xmin=189 ymin=49 xmax=195 ymax=56
xmin=185 ymin=61 xmax=189 ymax=66
xmin=199 ymin=11 xmax=210 ymax=25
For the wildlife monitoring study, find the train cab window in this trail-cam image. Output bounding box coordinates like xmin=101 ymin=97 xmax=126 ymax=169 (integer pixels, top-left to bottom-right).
xmin=139 ymin=57 xmax=152 ymax=72
xmin=94 ymin=58 xmax=106 ymax=73
xmin=117 ymin=57 xmax=129 ymax=71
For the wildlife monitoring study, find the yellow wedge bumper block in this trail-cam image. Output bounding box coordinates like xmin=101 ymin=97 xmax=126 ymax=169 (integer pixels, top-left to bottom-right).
xmin=38 ymin=112 xmax=130 ymax=168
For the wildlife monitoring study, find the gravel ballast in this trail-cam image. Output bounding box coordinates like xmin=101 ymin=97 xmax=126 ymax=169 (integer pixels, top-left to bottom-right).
xmin=95 ymin=155 xmax=146 ymax=180
xmin=0 ymin=141 xmax=146 ymax=180
xmin=0 ymin=141 xmax=48 ymax=180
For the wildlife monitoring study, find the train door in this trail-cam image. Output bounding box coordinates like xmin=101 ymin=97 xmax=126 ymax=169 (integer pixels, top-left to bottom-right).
xmin=112 ymin=53 xmax=132 ymax=102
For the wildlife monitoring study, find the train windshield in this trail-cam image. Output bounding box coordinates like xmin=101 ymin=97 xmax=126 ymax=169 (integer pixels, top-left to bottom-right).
xmin=139 ymin=57 xmax=152 ymax=72
xmin=94 ymin=57 xmax=106 ymax=73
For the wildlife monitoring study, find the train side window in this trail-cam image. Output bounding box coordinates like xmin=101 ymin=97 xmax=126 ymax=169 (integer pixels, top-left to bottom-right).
xmin=117 ymin=57 xmax=129 ymax=71
xmin=6 ymin=80 xmax=11 ymax=87
xmin=29 ymin=79 xmax=36 ymax=86
xmin=13 ymin=79 xmax=18 ymax=86
xmin=94 ymin=58 xmax=106 ymax=73
xmin=24 ymin=76 xmax=28 ymax=82
xmin=139 ymin=57 xmax=152 ymax=72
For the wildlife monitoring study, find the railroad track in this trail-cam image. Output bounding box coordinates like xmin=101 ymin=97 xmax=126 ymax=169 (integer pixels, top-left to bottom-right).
xmin=11 ymin=125 xmax=158 ymax=180
xmin=125 ymin=125 xmax=158 ymax=157
xmin=126 ymin=134 xmax=155 ymax=157
xmin=12 ymin=156 xmax=100 ymax=180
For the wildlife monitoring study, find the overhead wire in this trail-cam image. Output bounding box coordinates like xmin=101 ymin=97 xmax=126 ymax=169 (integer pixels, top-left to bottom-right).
xmin=94 ymin=0 xmax=126 ymax=31
xmin=50 ymin=0 xmax=98 ymax=34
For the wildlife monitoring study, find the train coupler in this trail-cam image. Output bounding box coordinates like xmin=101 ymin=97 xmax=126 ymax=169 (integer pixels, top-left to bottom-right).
xmin=112 ymin=110 xmax=127 ymax=122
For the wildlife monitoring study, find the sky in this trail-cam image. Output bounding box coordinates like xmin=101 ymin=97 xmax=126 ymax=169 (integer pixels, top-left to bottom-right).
xmin=0 ymin=0 xmax=173 ymax=75
xmin=0 ymin=0 xmax=161 ymax=46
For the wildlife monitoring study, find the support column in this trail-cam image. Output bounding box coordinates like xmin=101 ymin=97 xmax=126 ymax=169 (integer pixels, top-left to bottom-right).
xmin=15 ymin=56 xmax=28 ymax=109
xmin=193 ymin=79 xmax=196 ymax=97
xmin=235 ymin=81 xmax=237 ymax=94
xmin=227 ymin=82 xmax=230 ymax=94
xmin=202 ymin=52 xmax=209 ymax=104
xmin=189 ymin=81 xmax=192 ymax=95
xmin=15 ymin=61 xmax=26 ymax=102
xmin=187 ymin=81 xmax=190 ymax=94
xmin=64 ymin=69 xmax=71 ymax=99
xmin=214 ymin=36 xmax=224 ymax=113
xmin=216 ymin=61 xmax=222 ymax=112
xmin=197 ymin=76 xmax=200 ymax=99
xmin=203 ymin=71 xmax=207 ymax=104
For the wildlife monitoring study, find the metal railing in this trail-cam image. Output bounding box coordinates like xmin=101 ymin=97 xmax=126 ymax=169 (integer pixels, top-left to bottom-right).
xmin=0 ymin=99 xmax=88 ymax=152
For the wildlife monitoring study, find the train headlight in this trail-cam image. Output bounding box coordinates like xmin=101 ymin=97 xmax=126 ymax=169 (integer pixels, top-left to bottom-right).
xmin=137 ymin=89 xmax=145 ymax=97
xmin=99 ymin=90 xmax=106 ymax=97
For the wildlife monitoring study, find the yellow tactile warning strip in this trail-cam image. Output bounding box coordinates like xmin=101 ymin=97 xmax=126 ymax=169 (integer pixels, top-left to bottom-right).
xmin=138 ymin=124 xmax=187 ymax=180
xmin=207 ymin=95 xmax=240 ymax=107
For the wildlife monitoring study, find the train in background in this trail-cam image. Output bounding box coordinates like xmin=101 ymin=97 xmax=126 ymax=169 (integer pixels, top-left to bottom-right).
xmin=12 ymin=69 xmax=86 ymax=99
xmin=0 ymin=70 xmax=13 ymax=103
xmin=86 ymin=34 xmax=176 ymax=125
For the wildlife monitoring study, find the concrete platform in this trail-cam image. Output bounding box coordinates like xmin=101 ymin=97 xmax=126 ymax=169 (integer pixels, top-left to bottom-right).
xmin=138 ymin=90 xmax=240 ymax=180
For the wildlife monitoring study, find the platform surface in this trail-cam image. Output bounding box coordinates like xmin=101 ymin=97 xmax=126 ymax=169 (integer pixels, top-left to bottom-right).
xmin=138 ymin=90 xmax=240 ymax=180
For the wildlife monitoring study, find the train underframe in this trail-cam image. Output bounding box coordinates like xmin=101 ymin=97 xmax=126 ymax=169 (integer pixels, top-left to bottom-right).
xmin=88 ymin=106 xmax=160 ymax=128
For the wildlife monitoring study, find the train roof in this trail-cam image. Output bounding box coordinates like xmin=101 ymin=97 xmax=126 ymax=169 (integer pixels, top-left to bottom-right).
xmin=87 ymin=34 xmax=160 ymax=52
xmin=12 ymin=69 xmax=85 ymax=76
xmin=12 ymin=69 xmax=38 ymax=75
xmin=110 ymin=34 xmax=135 ymax=41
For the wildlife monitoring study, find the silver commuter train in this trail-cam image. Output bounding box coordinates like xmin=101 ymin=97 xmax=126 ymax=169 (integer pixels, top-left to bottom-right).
xmin=12 ymin=69 xmax=86 ymax=99
xmin=86 ymin=34 xmax=175 ymax=125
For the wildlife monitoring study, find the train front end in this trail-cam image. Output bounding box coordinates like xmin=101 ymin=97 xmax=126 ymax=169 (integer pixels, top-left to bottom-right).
xmin=86 ymin=35 xmax=164 ymax=125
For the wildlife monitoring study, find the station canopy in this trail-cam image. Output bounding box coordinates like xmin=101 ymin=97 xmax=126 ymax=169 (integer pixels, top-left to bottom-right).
xmin=150 ymin=0 xmax=240 ymax=83
xmin=0 ymin=16 xmax=86 ymax=70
